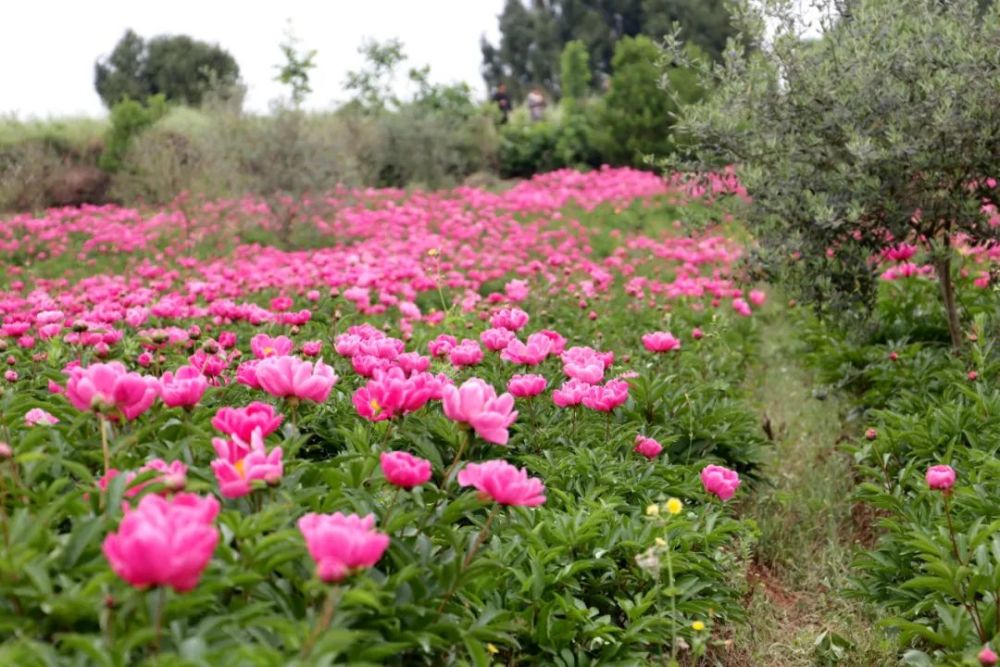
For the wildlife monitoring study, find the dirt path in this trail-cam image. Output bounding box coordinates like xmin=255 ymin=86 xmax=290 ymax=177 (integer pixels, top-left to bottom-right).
xmin=724 ymin=309 xmax=895 ymax=666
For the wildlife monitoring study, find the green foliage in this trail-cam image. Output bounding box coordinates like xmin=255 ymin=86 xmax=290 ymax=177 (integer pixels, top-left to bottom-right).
xmin=481 ymin=0 xmax=736 ymax=101
xmin=274 ymin=23 xmax=317 ymax=107
xmin=597 ymin=36 xmax=704 ymax=168
xmin=344 ymin=38 xmax=407 ymax=114
xmin=672 ymin=0 xmax=1000 ymax=346
xmin=99 ymin=95 xmax=167 ymax=173
xmin=95 ymin=29 xmax=241 ymax=108
xmin=559 ymin=40 xmax=592 ymax=109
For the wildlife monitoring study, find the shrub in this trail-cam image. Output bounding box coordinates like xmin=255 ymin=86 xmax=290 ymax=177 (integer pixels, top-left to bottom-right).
xmin=673 ymin=0 xmax=1000 ymax=349
xmin=99 ymin=95 xmax=167 ymax=173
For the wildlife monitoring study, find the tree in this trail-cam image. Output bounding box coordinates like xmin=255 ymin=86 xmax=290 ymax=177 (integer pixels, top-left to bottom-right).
xmin=670 ymin=0 xmax=1000 ymax=348
xmin=480 ymin=0 xmax=734 ymax=101
xmin=95 ymin=30 xmax=240 ymax=108
xmin=559 ymin=40 xmax=592 ymax=110
xmin=343 ymin=38 xmax=407 ymax=113
xmin=598 ymin=36 xmax=704 ymax=167
xmin=274 ymin=23 xmax=317 ymax=107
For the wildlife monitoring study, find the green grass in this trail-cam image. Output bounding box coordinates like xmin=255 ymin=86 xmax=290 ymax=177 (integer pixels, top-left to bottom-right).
xmin=725 ymin=302 xmax=897 ymax=666
xmin=0 ymin=115 xmax=106 ymax=150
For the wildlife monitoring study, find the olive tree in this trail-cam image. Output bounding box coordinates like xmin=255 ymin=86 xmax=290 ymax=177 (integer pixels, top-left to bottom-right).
xmin=668 ymin=0 xmax=1000 ymax=348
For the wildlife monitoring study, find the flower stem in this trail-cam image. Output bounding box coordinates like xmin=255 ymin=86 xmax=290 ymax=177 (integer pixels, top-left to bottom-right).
xmin=382 ymin=487 xmax=402 ymax=528
xmin=442 ymin=428 xmax=471 ymax=484
xmin=99 ymin=417 xmax=110 ymax=476
xmin=438 ymin=504 xmax=500 ymax=613
xmin=302 ymin=585 xmax=340 ymax=658
xmin=663 ymin=530 xmax=677 ymax=662
xmin=151 ymin=586 xmax=167 ymax=654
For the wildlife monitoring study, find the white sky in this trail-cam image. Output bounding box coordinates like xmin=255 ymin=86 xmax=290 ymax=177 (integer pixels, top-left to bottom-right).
xmin=0 ymin=0 xmax=505 ymax=119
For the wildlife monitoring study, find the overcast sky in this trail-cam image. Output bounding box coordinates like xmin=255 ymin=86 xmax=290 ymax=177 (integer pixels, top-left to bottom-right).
xmin=1 ymin=0 xmax=505 ymax=119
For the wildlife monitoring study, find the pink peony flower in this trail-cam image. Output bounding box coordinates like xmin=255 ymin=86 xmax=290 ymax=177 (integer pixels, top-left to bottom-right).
xmin=250 ymin=333 xmax=293 ymax=359
xmin=353 ymin=367 xmax=433 ymax=421
xmin=159 ymin=365 xmax=208 ymax=409
xmin=561 ymin=346 xmax=607 ymax=384
xmin=458 ymin=460 xmax=546 ymax=506
xmin=582 ymin=379 xmax=629 ymax=412
xmin=480 ymin=327 xmax=516 ymax=352
xmin=427 ymin=334 xmax=458 ymax=357
xmin=210 ymin=428 xmax=283 ymax=499
xmin=731 ymin=298 xmax=752 ymax=317
xmin=102 ymin=492 xmax=219 ymax=592
xmin=641 ymin=331 xmax=681 ymax=353
xmin=490 ymin=307 xmax=529 ymax=331
xmin=926 ymin=464 xmax=956 ymax=491
xmin=691 ymin=327 xmax=704 ymax=340
xmin=98 ymin=459 xmax=188 ymax=497
xmin=255 ymin=356 xmax=337 ymax=403
xmin=508 ymin=373 xmax=548 ymax=398
xmin=748 ymin=290 xmax=767 ymax=306
xmin=980 ymin=646 xmax=998 ymax=667
xmin=634 ymin=435 xmax=663 ymax=460
xmin=552 ymin=379 xmax=590 ymax=407
xmin=297 ymin=512 xmax=390 ymax=582
xmin=65 ymin=362 xmax=158 ymax=421
xmin=442 ymin=378 xmax=518 ymax=445
xmin=212 ymin=402 xmax=283 ymax=442
xmin=25 ymin=408 xmax=59 ymax=426
xmin=700 ymin=464 xmax=741 ymax=501
xmin=449 ymin=339 xmax=484 ymax=367
xmin=380 ymin=451 xmax=432 ymax=489
xmin=501 ymin=333 xmax=552 ymax=366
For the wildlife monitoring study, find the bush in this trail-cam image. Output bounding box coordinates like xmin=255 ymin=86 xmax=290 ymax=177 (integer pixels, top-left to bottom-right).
xmin=99 ymin=95 xmax=167 ymax=173
xmin=674 ymin=0 xmax=1000 ymax=348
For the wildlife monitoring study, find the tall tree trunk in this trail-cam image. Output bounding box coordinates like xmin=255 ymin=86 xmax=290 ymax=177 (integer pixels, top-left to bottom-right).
xmin=935 ymin=250 xmax=963 ymax=350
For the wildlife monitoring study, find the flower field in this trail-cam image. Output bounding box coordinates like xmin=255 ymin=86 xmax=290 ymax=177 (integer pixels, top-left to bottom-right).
xmin=0 ymin=168 xmax=772 ymax=665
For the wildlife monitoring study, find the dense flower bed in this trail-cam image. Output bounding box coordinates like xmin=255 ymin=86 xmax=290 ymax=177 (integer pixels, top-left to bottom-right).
xmin=0 ymin=168 xmax=766 ymax=665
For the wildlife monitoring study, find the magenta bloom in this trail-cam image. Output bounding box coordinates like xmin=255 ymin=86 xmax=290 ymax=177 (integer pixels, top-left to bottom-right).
xmin=449 ymin=339 xmax=484 ymax=367
xmin=508 ymin=374 xmax=548 ymax=398
xmin=691 ymin=327 xmax=704 ymax=340
xmin=212 ymin=402 xmax=284 ymax=443
xmin=501 ymin=333 xmax=553 ymax=366
xmin=297 ymin=512 xmax=390 ymax=582
xmin=250 ymin=333 xmax=293 ymax=359
xmin=748 ymin=290 xmax=767 ymax=306
xmin=700 ymin=464 xmax=741 ymax=501
xmin=442 ymin=378 xmax=518 ymax=445
xmin=25 ymin=408 xmax=59 ymax=426
xmin=98 ymin=458 xmax=188 ymax=497
xmin=65 ymin=361 xmax=158 ymax=421
xmin=634 ymin=435 xmax=663 ymax=460
xmin=552 ymin=379 xmax=590 ymax=407
xmin=353 ymin=367 xmax=434 ymax=421
xmin=731 ymin=298 xmax=752 ymax=317
xmin=480 ymin=327 xmax=516 ymax=352
xmin=159 ymin=365 xmax=208 ymax=409
xmin=490 ymin=307 xmax=529 ymax=331
xmin=458 ymin=460 xmax=546 ymax=506
xmin=582 ymin=379 xmax=629 ymax=412
xmin=427 ymin=334 xmax=458 ymax=358
xmin=641 ymin=331 xmax=681 ymax=353
xmin=102 ymin=492 xmax=219 ymax=592
xmin=380 ymin=451 xmax=432 ymax=489
xmin=561 ymin=346 xmax=607 ymax=384
xmin=926 ymin=464 xmax=956 ymax=491
xmin=211 ymin=428 xmax=284 ymax=499
xmin=980 ymin=646 xmax=998 ymax=667
xmin=256 ymin=356 xmax=337 ymax=403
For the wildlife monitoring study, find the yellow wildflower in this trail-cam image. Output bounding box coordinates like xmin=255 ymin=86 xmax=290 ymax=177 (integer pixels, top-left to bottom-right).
xmin=665 ymin=497 xmax=683 ymax=515
xmin=692 ymin=620 xmax=706 ymax=632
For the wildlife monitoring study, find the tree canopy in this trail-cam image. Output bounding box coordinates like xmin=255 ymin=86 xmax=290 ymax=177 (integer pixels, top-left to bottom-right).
xmin=671 ymin=0 xmax=1000 ymax=347
xmin=481 ymin=0 xmax=734 ymax=100
xmin=95 ymin=30 xmax=241 ymax=108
